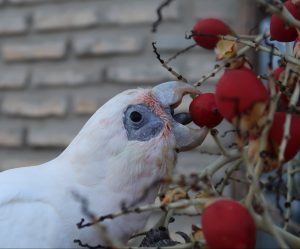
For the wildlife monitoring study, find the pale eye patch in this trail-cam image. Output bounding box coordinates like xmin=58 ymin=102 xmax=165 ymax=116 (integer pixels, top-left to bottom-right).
xmin=123 ymin=104 xmax=164 ymax=141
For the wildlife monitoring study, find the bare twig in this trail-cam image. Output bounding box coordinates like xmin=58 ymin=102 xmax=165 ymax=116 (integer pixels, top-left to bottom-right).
xmin=193 ymin=33 xmax=266 ymax=86
xmin=210 ymin=129 xmax=230 ymax=157
xmin=284 ymin=163 xmax=293 ymax=230
xmin=257 ymin=0 xmax=300 ymax=30
xmin=152 ymin=42 xmax=188 ymax=82
xmin=152 ymin=0 xmax=175 ymax=33
xmin=78 ymin=198 xmax=208 ymax=228
xmin=165 ymin=44 xmax=196 ymax=64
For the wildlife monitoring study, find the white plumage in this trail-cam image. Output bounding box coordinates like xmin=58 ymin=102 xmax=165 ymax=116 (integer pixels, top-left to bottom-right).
xmin=0 ymin=82 xmax=208 ymax=248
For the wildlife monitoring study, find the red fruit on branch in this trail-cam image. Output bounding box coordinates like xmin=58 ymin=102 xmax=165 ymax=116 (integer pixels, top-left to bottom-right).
xmin=189 ymin=93 xmax=223 ymax=128
xmin=202 ymin=199 xmax=256 ymax=249
xmin=269 ymin=112 xmax=300 ymax=163
xmin=270 ymin=0 xmax=300 ymax=42
xmin=192 ymin=18 xmax=232 ymax=49
xmin=250 ymin=112 xmax=300 ymax=172
xmin=215 ymin=67 xmax=269 ymax=134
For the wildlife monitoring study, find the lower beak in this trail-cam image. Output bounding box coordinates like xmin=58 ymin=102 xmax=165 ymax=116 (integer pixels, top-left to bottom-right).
xmin=151 ymin=81 xmax=209 ymax=152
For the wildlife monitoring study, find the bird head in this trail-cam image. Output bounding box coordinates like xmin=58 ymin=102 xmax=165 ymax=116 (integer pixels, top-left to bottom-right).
xmin=62 ymin=82 xmax=208 ymax=191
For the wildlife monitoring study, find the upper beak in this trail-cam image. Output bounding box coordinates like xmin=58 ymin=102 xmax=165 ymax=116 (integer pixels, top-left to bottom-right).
xmin=151 ymin=81 xmax=209 ymax=152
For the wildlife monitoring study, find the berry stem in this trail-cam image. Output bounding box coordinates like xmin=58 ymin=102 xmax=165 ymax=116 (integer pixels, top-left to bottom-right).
xmin=245 ymin=74 xmax=279 ymax=206
xmin=217 ymin=159 xmax=242 ymax=195
xmin=254 ymin=212 xmax=300 ymax=248
xmin=279 ymin=79 xmax=300 ymax=163
xmin=220 ymin=34 xmax=300 ymax=66
xmin=210 ymin=129 xmax=230 ymax=157
xmin=258 ymin=0 xmax=300 ymax=30
xmin=284 ymin=163 xmax=293 ymax=230
xmin=194 ymin=33 xmax=265 ymax=86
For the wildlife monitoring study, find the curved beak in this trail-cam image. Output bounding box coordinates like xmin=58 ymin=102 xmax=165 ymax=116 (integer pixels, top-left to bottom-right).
xmin=151 ymin=81 xmax=209 ymax=152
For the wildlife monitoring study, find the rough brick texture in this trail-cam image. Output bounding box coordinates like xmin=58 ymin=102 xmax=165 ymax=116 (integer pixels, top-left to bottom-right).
xmin=74 ymin=35 xmax=145 ymax=56
xmin=0 ymin=68 xmax=27 ymax=89
xmin=27 ymin=119 xmax=85 ymax=148
xmin=0 ymin=0 xmax=252 ymax=172
xmin=34 ymin=8 xmax=99 ymax=31
xmin=0 ymin=14 xmax=27 ymax=35
xmin=32 ymin=66 xmax=102 ymax=87
xmin=2 ymin=93 xmax=67 ymax=117
xmin=106 ymin=63 xmax=176 ymax=84
xmin=72 ymin=85 xmax=130 ymax=114
xmin=103 ymin=0 xmax=179 ymax=24
xmin=0 ymin=124 xmax=23 ymax=148
xmin=2 ymin=41 xmax=66 ymax=62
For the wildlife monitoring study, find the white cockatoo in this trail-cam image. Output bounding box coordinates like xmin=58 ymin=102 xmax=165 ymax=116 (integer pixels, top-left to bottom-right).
xmin=0 ymin=81 xmax=208 ymax=248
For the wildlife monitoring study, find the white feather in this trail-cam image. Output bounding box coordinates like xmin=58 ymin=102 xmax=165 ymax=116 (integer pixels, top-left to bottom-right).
xmin=0 ymin=88 xmax=177 ymax=248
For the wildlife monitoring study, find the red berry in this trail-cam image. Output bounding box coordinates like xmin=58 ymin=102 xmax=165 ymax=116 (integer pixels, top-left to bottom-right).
xmin=270 ymin=0 xmax=300 ymax=42
xmin=215 ymin=67 xmax=269 ymax=122
xmin=189 ymin=93 xmax=223 ymax=128
xmin=192 ymin=18 xmax=232 ymax=50
xmin=269 ymin=112 xmax=300 ymax=162
xmin=202 ymin=199 xmax=256 ymax=249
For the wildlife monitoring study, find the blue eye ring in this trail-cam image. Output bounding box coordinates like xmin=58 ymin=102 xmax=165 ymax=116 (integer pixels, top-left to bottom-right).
xmin=123 ymin=104 xmax=164 ymax=141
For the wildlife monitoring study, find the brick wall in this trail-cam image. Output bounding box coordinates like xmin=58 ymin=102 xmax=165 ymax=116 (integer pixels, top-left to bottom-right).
xmin=0 ymin=0 xmax=254 ymax=170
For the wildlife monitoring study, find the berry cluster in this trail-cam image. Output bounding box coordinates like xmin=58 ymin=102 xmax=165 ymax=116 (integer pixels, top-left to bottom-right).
xmin=98 ymin=2 xmax=300 ymax=249
xmin=189 ymin=16 xmax=300 ymax=173
xmin=183 ymin=7 xmax=300 ymax=248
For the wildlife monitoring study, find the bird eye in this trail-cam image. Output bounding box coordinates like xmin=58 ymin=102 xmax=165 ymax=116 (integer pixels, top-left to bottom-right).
xmin=123 ymin=104 xmax=164 ymax=141
xmin=130 ymin=111 xmax=143 ymax=123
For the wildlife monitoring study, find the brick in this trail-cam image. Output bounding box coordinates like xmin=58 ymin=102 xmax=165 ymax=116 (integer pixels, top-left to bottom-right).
xmin=106 ymin=63 xmax=177 ymax=84
xmin=72 ymin=85 xmax=129 ymax=114
xmin=0 ymin=151 xmax=59 ymax=171
xmin=0 ymin=14 xmax=27 ymax=36
xmin=104 ymin=0 xmax=179 ymax=24
xmin=8 ymin=0 xmax=44 ymax=4
xmin=2 ymin=41 xmax=66 ymax=62
xmin=74 ymin=35 xmax=144 ymax=56
xmin=34 ymin=8 xmax=98 ymax=31
xmin=2 ymin=93 xmax=67 ymax=118
xmin=7 ymin=0 xmax=59 ymax=4
xmin=73 ymin=94 xmax=100 ymax=115
xmin=0 ymin=69 xmax=27 ymax=89
xmin=155 ymin=34 xmax=194 ymax=51
xmin=0 ymin=124 xmax=23 ymax=148
xmin=27 ymin=119 xmax=85 ymax=148
xmin=183 ymin=53 xmax=219 ymax=82
xmin=194 ymin=0 xmax=239 ymax=25
xmin=32 ymin=67 xmax=101 ymax=87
